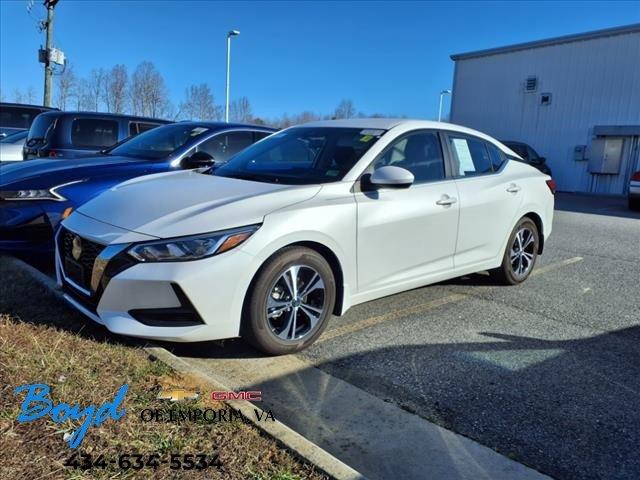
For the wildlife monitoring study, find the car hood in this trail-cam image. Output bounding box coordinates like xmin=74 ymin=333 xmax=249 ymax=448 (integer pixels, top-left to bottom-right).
xmin=0 ymin=155 xmax=145 ymax=187
xmin=77 ymin=170 xmax=322 ymax=239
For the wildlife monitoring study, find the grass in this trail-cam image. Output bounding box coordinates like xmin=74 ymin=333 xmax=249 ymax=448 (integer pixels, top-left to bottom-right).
xmin=0 ymin=258 xmax=327 ymax=480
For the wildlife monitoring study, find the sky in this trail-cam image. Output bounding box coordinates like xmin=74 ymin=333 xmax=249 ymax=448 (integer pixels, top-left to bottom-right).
xmin=1 ymin=0 xmax=638 ymax=121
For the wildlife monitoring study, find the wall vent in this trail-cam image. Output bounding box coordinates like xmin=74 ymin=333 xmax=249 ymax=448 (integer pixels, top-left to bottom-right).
xmin=525 ymin=76 xmax=538 ymax=92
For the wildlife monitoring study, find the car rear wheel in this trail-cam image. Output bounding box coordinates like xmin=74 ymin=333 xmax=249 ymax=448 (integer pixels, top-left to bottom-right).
xmin=242 ymin=246 xmax=336 ymax=355
xmin=492 ymin=217 xmax=539 ymax=285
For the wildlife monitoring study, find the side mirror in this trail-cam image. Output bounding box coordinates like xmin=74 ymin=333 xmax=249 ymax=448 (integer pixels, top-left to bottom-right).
xmin=181 ymin=151 xmax=215 ymax=169
xmin=369 ymin=166 xmax=414 ymax=189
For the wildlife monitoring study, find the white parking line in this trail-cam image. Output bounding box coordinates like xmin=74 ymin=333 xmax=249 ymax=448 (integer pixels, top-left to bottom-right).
xmin=319 ymin=256 xmax=585 ymax=343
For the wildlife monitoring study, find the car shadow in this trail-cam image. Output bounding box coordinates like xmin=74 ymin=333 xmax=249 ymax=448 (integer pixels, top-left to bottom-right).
xmin=555 ymin=192 xmax=640 ymax=219
xmin=172 ymin=324 xmax=640 ymax=480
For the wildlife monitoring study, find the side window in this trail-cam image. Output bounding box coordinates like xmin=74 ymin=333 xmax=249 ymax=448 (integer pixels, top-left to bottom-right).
xmin=137 ymin=122 xmax=160 ymax=134
xmin=253 ymin=131 xmax=272 ymax=142
xmin=448 ymin=135 xmax=493 ymax=177
xmin=487 ymin=143 xmax=505 ymax=171
xmin=197 ymin=131 xmax=254 ymax=163
xmin=373 ymin=131 xmax=445 ymax=184
xmin=128 ymin=123 xmax=139 ymax=136
xmin=71 ymin=119 xmax=119 ymax=148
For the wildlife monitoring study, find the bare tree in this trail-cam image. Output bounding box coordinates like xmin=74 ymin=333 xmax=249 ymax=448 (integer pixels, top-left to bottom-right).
xmin=74 ymin=79 xmax=94 ymax=111
xmin=179 ymin=84 xmax=219 ymax=120
xmin=229 ymin=97 xmax=253 ymax=123
xmin=25 ymin=86 xmax=37 ymax=104
xmin=103 ymin=64 xmax=128 ymax=113
xmin=84 ymin=68 xmax=105 ymax=111
xmin=130 ymin=61 xmax=171 ymax=118
xmin=13 ymin=89 xmax=24 ymax=103
xmin=56 ymin=65 xmax=77 ymax=110
xmin=333 ymin=99 xmax=356 ymax=119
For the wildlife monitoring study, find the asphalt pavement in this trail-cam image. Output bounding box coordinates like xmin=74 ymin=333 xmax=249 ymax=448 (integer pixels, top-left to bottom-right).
xmin=170 ymin=193 xmax=640 ymax=480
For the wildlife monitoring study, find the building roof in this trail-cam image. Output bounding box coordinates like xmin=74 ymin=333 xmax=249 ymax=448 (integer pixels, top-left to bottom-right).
xmin=451 ymin=23 xmax=640 ymax=61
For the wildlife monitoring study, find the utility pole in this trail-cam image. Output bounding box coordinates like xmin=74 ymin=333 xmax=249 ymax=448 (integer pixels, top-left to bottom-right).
xmin=42 ymin=0 xmax=58 ymax=107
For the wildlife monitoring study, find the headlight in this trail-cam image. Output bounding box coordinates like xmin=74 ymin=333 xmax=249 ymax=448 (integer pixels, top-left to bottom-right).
xmin=128 ymin=225 xmax=260 ymax=262
xmin=0 ymin=180 xmax=83 ymax=202
xmin=0 ymin=189 xmax=59 ymax=200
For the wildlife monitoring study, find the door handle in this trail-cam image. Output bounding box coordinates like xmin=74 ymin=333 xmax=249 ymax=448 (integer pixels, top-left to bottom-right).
xmin=506 ymin=184 xmax=521 ymax=193
xmin=436 ymin=195 xmax=457 ymax=206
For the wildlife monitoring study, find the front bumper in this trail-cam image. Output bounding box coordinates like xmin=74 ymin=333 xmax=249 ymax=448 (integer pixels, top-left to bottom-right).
xmin=0 ymin=200 xmax=66 ymax=258
xmin=56 ymin=215 xmax=256 ymax=343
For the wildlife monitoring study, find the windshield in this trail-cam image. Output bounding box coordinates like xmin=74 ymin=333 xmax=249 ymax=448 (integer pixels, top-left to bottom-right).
xmin=107 ymin=123 xmax=212 ymax=159
xmin=213 ymin=127 xmax=385 ymax=185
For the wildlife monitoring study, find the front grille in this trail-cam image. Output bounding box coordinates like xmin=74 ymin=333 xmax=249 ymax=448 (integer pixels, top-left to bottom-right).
xmin=58 ymin=227 xmax=105 ymax=292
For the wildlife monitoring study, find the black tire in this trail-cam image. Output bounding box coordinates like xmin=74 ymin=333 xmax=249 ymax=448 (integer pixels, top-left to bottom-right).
xmin=629 ymin=197 xmax=640 ymax=211
xmin=492 ymin=217 xmax=539 ymax=285
xmin=242 ymin=246 xmax=336 ymax=355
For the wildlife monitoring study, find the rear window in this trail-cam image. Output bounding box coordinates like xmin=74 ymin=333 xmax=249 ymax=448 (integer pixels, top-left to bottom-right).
xmin=129 ymin=121 xmax=161 ymax=136
xmin=0 ymin=106 xmax=45 ymax=129
xmin=71 ymin=118 xmax=119 ymax=148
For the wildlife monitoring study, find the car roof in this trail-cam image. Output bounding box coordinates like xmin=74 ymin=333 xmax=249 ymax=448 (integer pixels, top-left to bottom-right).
xmin=296 ymin=118 xmax=520 ymax=156
xmin=175 ymin=121 xmax=277 ymax=131
xmin=36 ymin=110 xmax=172 ymax=123
xmin=0 ymin=102 xmax=58 ymax=111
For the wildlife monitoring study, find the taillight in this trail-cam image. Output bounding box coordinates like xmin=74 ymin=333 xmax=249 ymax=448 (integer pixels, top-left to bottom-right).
xmin=632 ymin=171 xmax=640 ymax=182
xmin=48 ymin=150 xmax=57 ymax=158
xmin=546 ymin=179 xmax=557 ymax=194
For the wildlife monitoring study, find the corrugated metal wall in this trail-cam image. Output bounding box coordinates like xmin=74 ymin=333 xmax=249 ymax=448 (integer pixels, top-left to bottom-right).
xmin=450 ymin=31 xmax=640 ymax=194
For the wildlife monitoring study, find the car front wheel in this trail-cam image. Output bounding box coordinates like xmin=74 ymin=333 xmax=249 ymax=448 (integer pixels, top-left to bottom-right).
xmin=493 ymin=217 xmax=539 ymax=285
xmin=242 ymin=246 xmax=336 ymax=355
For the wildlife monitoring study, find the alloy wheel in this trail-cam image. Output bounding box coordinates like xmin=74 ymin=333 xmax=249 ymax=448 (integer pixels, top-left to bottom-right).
xmin=510 ymin=227 xmax=536 ymax=279
xmin=266 ymin=265 xmax=326 ymax=341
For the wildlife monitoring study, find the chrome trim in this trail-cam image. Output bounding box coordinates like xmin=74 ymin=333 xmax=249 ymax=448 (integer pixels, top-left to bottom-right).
xmin=90 ymin=243 xmax=130 ymax=292
xmin=1 ymin=179 xmax=84 ymax=202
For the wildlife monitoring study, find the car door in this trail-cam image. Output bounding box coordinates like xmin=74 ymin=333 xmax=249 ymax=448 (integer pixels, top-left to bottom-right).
xmin=355 ymin=130 xmax=459 ymax=293
xmin=443 ymin=132 xmax=524 ymax=269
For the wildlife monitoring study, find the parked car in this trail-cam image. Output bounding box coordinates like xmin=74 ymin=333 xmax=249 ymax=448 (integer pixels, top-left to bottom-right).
xmin=57 ymin=119 xmax=555 ymax=355
xmin=22 ymin=111 xmax=171 ymax=160
xmin=501 ymin=140 xmax=552 ymax=176
xmin=0 ymin=122 xmax=275 ymax=262
xmin=0 ymin=102 xmax=58 ymax=137
xmin=0 ymin=130 xmax=28 ymax=162
xmin=629 ymin=170 xmax=640 ymax=210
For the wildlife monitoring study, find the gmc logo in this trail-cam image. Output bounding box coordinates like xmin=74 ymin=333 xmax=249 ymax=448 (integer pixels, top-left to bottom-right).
xmin=211 ymin=391 xmax=262 ymax=401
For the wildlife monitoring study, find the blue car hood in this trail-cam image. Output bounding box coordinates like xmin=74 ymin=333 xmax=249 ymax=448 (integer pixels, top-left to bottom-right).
xmin=0 ymin=156 xmax=149 ymax=188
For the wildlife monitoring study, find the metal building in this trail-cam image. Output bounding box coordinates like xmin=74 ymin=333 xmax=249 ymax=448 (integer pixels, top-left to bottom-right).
xmin=450 ymin=24 xmax=640 ymax=195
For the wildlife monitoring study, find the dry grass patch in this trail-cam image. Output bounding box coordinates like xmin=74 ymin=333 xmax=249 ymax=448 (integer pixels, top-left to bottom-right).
xmin=0 ymin=258 xmax=327 ymax=479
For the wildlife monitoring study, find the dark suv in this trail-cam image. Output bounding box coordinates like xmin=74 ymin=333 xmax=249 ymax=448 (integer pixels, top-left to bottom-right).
xmin=0 ymin=102 xmax=58 ymax=137
xmin=501 ymin=140 xmax=552 ymax=176
xmin=22 ymin=111 xmax=170 ymax=160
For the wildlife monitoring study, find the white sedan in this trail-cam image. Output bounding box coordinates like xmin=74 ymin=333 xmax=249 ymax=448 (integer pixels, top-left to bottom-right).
xmin=57 ymin=119 xmax=554 ymax=355
xmin=0 ymin=130 xmax=26 ymax=161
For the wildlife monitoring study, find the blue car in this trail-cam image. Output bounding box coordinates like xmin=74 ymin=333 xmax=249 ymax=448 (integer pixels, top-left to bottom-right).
xmin=0 ymin=122 xmax=275 ymax=263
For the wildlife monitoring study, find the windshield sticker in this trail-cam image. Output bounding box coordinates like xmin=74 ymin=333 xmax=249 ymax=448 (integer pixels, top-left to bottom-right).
xmin=359 ymin=135 xmax=373 ymax=142
xmin=359 ymin=129 xmax=385 ymax=137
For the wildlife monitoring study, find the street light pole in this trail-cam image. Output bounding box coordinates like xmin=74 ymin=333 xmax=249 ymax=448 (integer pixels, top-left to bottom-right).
xmin=225 ymin=30 xmax=240 ymax=123
xmin=438 ymin=89 xmax=451 ymax=122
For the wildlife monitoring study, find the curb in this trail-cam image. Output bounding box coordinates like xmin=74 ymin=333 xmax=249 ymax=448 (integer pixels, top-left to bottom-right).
xmin=145 ymin=345 xmax=366 ymax=480
xmin=4 ymin=256 xmax=366 ymax=480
